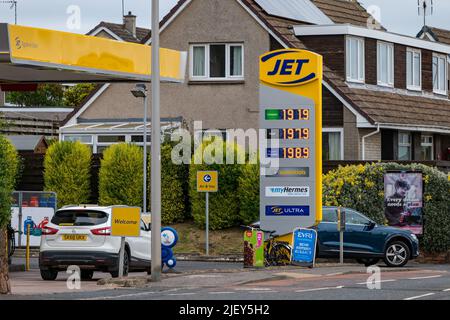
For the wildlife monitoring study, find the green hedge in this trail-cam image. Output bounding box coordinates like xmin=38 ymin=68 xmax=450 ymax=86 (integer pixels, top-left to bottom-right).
xmin=189 ymin=141 xmax=244 ymax=230
xmin=148 ymin=143 xmax=189 ymax=224
xmin=44 ymin=141 xmax=91 ymax=208
xmin=238 ymin=162 xmax=260 ymax=225
xmin=0 ymin=136 xmax=19 ymax=227
xmin=323 ymin=163 xmax=450 ymax=253
xmin=99 ymin=143 xmax=143 ymax=207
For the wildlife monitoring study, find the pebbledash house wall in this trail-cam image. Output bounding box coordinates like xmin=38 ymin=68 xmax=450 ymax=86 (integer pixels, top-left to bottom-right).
xmin=79 ymin=0 xmax=269 ymax=131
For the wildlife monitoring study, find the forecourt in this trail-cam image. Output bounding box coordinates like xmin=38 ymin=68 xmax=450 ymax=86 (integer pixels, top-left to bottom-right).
xmin=0 ymin=23 xmax=186 ymax=83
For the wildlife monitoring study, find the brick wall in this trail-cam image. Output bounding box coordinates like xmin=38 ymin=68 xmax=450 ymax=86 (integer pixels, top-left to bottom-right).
xmin=394 ymin=44 xmax=406 ymax=89
xmin=365 ymin=38 xmax=377 ymax=85
xmin=359 ymin=128 xmax=382 ymax=160
xmin=343 ymin=108 xmax=360 ymax=160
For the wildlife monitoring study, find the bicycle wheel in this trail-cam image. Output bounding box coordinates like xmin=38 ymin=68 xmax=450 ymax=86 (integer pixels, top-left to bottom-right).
xmin=273 ymin=243 xmax=292 ymax=266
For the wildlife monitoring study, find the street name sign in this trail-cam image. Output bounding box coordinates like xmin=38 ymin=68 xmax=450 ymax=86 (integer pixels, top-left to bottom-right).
xmin=260 ymin=49 xmax=323 ymax=236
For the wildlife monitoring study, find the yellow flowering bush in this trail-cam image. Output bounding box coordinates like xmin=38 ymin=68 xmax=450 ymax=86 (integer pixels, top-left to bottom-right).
xmin=323 ymin=163 xmax=450 ymax=253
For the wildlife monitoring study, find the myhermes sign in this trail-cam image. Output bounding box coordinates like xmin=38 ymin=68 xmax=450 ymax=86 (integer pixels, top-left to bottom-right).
xmin=265 ymin=186 xmax=310 ymax=197
xmin=260 ymin=49 xmax=323 ymax=236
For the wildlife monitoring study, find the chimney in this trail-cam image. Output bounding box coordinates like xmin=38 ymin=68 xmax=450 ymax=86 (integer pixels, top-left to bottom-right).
xmin=123 ymin=11 xmax=137 ymax=38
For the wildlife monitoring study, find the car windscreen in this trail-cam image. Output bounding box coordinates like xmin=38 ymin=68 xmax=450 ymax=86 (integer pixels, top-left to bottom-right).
xmin=51 ymin=210 xmax=108 ymax=226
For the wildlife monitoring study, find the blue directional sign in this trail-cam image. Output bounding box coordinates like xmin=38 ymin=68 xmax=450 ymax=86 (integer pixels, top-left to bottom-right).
xmin=203 ymin=174 xmax=212 ymax=183
xmin=291 ymin=228 xmax=317 ymax=267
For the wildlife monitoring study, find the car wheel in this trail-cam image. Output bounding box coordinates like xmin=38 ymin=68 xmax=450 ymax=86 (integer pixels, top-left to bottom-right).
xmin=110 ymin=250 xmax=130 ymax=278
xmin=356 ymin=258 xmax=380 ymax=267
xmin=384 ymin=241 xmax=410 ymax=267
xmin=81 ymin=270 xmax=94 ymax=281
xmin=40 ymin=269 xmax=58 ymax=281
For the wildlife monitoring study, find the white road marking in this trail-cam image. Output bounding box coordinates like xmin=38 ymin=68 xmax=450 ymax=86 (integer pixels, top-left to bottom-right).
xmin=248 ymin=291 xmax=278 ymax=294
xmin=404 ymin=293 xmax=435 ymax=300
xmin=443 ymin=288 xmax=450 ymax=292
xmin=326 ymin=272 xmax=344 ymax=276
xmin=356 ymin=279 xmax=396 ymax=285
xmin=209 ymin=292 xmax=235 ymax=295
xmin=295 ymin=286 xmax=344 ymax=293
xmin=408 ymin=275 xmax=442 ymax=280
xmin=80 ymin=291 xmax=156 ymax=300
xmin=235 ymin=288 xmax=273 ymax=291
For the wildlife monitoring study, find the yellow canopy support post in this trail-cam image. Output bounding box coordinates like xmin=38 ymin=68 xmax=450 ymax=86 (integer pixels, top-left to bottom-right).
xmin=0 ymin=24 xmax=187 ymax=83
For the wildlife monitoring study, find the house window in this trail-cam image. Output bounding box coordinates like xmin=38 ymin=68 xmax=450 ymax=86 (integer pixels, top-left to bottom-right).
xmin=377 ymin=41 xmax=394 ymax=87
xmin=323 ymin=129 xmax=343 ymax=160
xmin=398 ymin=131 xmax=412 ymax=160
xmin=190 ymin=43 xmax=244 ymax=80
xmin=433 ymin=53 xmax=447 ymax=95
xmin=421 ymin=134 xmax=434 ymax=160
xmin=406 ymin=48 xmax=421 ymax=90
xmin=346 ymin=36 xmax=365 ymax=83
xmin=63 ymin=135 xmax=93 ymax=144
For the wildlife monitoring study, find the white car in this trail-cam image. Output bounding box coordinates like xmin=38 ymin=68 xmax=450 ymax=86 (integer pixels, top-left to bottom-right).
xmin=39 ymin=205 xmax=151 ymax=281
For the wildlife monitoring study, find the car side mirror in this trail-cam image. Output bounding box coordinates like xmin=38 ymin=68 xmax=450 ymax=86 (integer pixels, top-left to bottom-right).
xmin=366 ymin=221 xmax=376 ymax=230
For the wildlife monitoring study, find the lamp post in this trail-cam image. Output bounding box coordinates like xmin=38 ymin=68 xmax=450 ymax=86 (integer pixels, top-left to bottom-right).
xmin=150 ymin=0 xmax=162 ymax=282
xmin=131 ymin=84 xmax=148 ymax=217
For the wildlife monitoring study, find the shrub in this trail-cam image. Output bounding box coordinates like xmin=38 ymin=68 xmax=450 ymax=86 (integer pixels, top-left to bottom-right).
xmin=99 ymin=143 xmax=143 ymax=208
xmin=44 ymin=141 xmax=91 ymax=208
xmin=189 ymin=140 xmax=244 ymax=230
xmin=0 ymin=136 xmax=19 ymax=227
xmin=238 ymin=162 xmax=260 ymax=225
xmin=148 ymin=143 xmax=189 ymax=224
xmin=323 ymin=163 xmax=450 ymax=253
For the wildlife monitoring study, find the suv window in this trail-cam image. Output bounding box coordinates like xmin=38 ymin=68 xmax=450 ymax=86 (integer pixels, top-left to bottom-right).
xmin=345 ymin=210 xmax=370 ymax=225
xmin=322 ymin=208 xmax=338 ymax=223
xmin=51 ymin=210 xmax=108 ymax=226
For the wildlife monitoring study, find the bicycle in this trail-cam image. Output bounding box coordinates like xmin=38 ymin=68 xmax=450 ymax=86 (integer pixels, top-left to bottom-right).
xmin=241 ymin=225 xmax=292 ymax=267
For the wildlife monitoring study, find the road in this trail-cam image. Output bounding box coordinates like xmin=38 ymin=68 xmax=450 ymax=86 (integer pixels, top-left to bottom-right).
xmin=3 ymin=259 xmax=450 ymax=300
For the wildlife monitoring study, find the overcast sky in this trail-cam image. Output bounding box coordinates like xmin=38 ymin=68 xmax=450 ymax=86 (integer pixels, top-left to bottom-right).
xmin=0 ymin=0 xmax=449 ymax=37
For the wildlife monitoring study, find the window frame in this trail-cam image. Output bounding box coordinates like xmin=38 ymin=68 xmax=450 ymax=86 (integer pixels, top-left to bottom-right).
xmin=432 ymin=52 xmax=448 ymax=95
xmin=406 ymin=48 xmax=422 ymax=91
xmin=345 ymin=36 xmax=365 ymax=83
xmin=322 ymin=128 xmax=344 ymax=160
xmin=377 ymin=41 xmax=394 ymax=87
xmin=189 ymin=43 xmax=244 ymax=81
xmin=421 ymin=134 xmax=434 ymax=161
xmin=398 ymin=131 xmax=412 ymax=161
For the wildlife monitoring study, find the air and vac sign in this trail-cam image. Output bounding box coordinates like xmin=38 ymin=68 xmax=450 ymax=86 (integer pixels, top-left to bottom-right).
xmin=260 ymin=49 xmax=323 ymax=236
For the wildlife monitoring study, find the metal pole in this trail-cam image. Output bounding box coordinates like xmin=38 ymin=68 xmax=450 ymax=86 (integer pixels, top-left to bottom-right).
xmin=340 ymin=230 xmax=344 ymax=265
xmin=143 ymin=94 xmax=148 ymax=215
xmin=206 ymin=192 xmax=209 ymax=256
xmin=150 ymin=0 xmax=162 ymax=282
xmin=26 ymin=225 xmax=30 ymax=271
xmin=118 ymin=237 xmax=125 ymax=277
xmin=18 ymin=192 xmax=22 ymax=247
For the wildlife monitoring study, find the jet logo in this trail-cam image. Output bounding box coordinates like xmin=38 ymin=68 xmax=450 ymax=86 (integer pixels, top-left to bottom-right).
xmin=260 ymin=49 xmax=320 ymax=87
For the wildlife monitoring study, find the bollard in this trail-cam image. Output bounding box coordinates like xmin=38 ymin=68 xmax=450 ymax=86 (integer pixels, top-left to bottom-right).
xmin=26 ymin=225 xmax=30 ymax=271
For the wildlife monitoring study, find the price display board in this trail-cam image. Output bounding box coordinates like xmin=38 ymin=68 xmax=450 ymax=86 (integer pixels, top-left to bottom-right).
xmin=259 ymin=49 xmax=323 ymax=236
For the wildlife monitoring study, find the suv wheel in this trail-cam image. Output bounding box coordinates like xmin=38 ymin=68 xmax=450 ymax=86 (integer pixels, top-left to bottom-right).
xmin=81 ymin=270 xmax=94 ymax=281
xmin=384 ymin=241 xmax=410 ymax=267
xmin=40 ymin=269 xmax=58 ymax=281
xmin=110 ymin=250 xmax=130 ymax=278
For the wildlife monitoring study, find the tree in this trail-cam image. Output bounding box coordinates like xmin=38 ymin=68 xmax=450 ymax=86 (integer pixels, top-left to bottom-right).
xmin=6 ymin=84 xmax=64 ymax=107
xmin=63 ymin=84 xmax=96 ymax=107
xmin=0 ymin=136 xmax=19 ymax=294
xmin=44 ymin=141 xmax=92 ymax=208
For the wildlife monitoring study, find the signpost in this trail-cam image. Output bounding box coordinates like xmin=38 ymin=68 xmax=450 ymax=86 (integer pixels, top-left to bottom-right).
xmin=337 ymin=207 xmax=346 ymax=265
xmin=111 ymin=207 xmax=141 ymax=277
xmin=197 ymin=171 xmax=218 ymax=256
xmin=291 ymin=228 xmax=318 ymax=267
xmin=259 ymin=49 xmax=323 ymax=237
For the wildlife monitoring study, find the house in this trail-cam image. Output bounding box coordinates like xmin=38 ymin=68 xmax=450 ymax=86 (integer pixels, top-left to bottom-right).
xmin=61 ymin=0 xmax=450 ymax=163
xmin=5 ymin=135 xmax=48 ymax=154
xmin=0 ymin=106 xmax=74 ymax=138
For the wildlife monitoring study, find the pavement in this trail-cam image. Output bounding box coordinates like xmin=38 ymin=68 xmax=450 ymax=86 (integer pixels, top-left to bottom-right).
xmin=2 ymin=257 xmax=450 ymax=300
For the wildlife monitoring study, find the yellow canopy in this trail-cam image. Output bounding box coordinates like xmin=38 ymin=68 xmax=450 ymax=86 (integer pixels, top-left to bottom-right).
xmin=0 ymin=24 xmax=186 ymax=83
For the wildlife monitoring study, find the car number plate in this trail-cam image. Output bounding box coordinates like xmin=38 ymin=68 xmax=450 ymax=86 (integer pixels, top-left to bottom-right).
xmin=62 ymin=234 xmax=87 ymax=241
